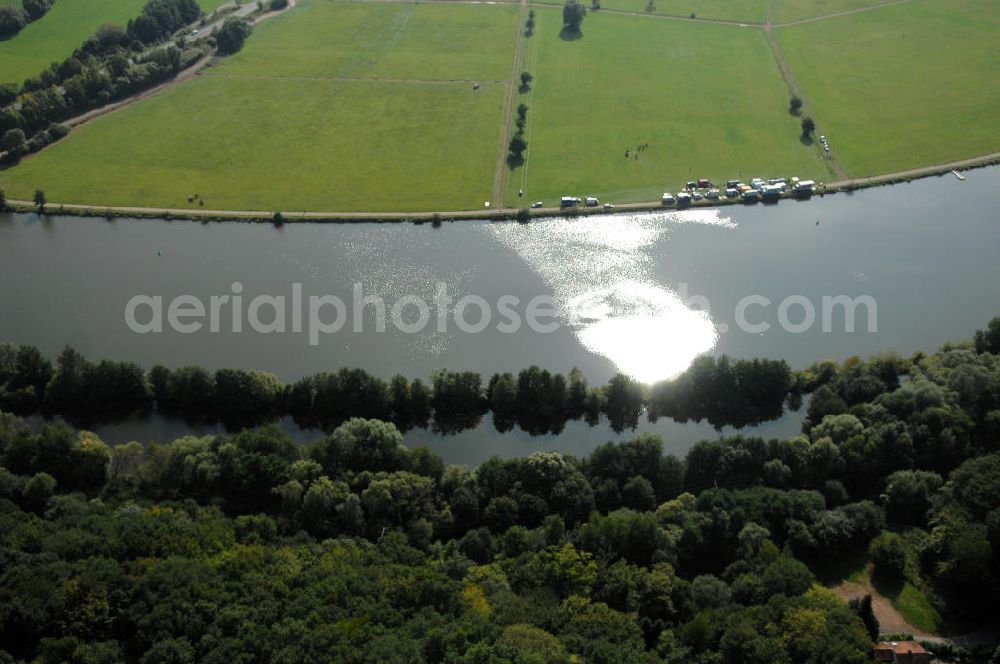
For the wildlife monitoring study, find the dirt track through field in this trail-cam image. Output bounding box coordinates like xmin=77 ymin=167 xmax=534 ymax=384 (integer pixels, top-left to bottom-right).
xmin=831 ymin=579 xmax=1000 ymax=648
xmin=490 ymin=0 xmax=528 ymax=208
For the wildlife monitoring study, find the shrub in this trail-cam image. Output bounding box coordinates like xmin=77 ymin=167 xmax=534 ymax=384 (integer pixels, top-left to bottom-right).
xmin=215 ymin=17 xmax=252 ymax=55
xmin=869 ymin=532 xmax=906 ymax=578
xmin=0 ymin=5 xmax=27 ymax=38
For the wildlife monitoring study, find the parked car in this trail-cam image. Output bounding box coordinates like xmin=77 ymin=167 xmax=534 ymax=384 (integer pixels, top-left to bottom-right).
xmin=531 ymin=201 xmax=543 ymax=208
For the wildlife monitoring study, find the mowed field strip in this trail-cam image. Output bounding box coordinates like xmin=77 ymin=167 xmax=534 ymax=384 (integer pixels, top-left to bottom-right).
xmin=1 ymin=0 xmax=999 ymax=213
xmin=0 ymin=0 xmax=228 ymax=86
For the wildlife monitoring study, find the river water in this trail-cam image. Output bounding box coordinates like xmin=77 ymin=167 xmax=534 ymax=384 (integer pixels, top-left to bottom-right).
xmin=2 ymin=168 xmax=998 ymax=464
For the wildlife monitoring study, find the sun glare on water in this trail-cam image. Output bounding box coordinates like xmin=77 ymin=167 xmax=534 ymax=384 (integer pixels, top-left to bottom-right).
xmin=487 ymin=210 xmax=733 ymax=383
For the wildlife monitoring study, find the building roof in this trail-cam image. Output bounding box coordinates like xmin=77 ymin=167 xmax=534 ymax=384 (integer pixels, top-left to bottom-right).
xmin=875 ymin=641 xmax=928 ymax=655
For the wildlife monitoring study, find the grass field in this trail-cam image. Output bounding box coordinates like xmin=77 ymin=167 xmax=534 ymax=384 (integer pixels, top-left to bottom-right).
xmin=537 ymin=0 xmax=893 ymax=24
xmin=0 ymin=0 xmax=231 ymax=86
xmin=214 ymin=1 xmax=519 ymax=81
xmin=777 ymin=0 xmax=1000 ymax=177
xmin=0 ymin=2 xmax=515 ymax=211
xmin=584 ymin=0 xmax=769 ymax=22
xmin=770 ymin=0 xmax=900 ymax=24
xmin=3 ymin=0 xmax=999 ymax=212
xmin=507 ymin=7 xmax=828 ymax=205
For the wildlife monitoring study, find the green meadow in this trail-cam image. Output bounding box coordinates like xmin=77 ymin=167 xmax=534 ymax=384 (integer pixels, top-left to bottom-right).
xmin=0 ymin=0 xmax=148 ymax=85
xmin=770 ymin=0 xmax=900 ymax=24
xmin=776 ymin=0 xmax=1000 ymax=176
xmin=0 ymin=2 xmax=514 ymax=211
xmin=2 ymin=0 xmax=999 ymax=212
xmin=584 ymin=0 xmax=769 ymax=23
xmin=214 ymin=1 xmax=520 ymax=81
xmin=0 ymin=0 xmax=231 ymax=85
xmin=539 ymin=0 xmax=892 ymax=25
xmin=508 ymin=7 xmax=828 ymax=204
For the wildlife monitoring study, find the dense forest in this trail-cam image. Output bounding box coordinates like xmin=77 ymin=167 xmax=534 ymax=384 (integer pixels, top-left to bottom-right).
xmin=1 ymin=318 xmax=1000 ymax=662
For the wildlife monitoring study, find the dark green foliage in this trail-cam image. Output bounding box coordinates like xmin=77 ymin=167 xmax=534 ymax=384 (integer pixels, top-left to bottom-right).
xmin=975 ymin=316 xmax=1000 ymax=354
xmin=883 ymin=470 xmax=943 ymax=525
xmin=519 ymin=71 xmax=533 ymax=93
xmin=0 ymin=129 xmax=26 ymax=159
xmin=868 ymin=532 xmax=906 ymax=578
xmin=21 ymin=0 xmax=52 ymax=21
xmin=801 ymin=116 xmax=816 ymax=138
xmin=650 ymin=355 xmax=791 ymax=429
xmin=849 ymin=593 xmax=879 ymax=640
xmin=562 ymin=0 xmax=586 ymax=36
xmin=0 ymin=320 xmax=999 ymax=660
xmin=0 ymin=5 xmax=27 ymax=38
xmin=127 ymin=0 xmax=201 ymax=45
xmin=214 ymin=16 xmax=252 ymax=56
xmin=789 ymin=95 xmax=803 ymax=115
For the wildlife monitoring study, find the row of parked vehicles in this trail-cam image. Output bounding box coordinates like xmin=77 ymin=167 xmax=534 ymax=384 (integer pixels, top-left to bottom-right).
xmin=662 ymin=176 xmax=816 ymax=206
xmin=546 ymin=176 xmax=819 ymax=210
xmin=555 ymin=196 xmax=613 ymax=209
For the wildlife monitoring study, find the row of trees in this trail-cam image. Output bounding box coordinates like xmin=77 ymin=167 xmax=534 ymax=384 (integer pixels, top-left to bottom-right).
xmin=507 ymin=102 xmax=530 ymax=167
xmin=0 ymin=341 xmax=798 ymax=436
xmin=11 ymin=308 xmax=1000 ymax=442
xmin=2 ymin=320 xmax=1000 ymax=662
xmin=0 ymin=0 xmax=53 ymax=39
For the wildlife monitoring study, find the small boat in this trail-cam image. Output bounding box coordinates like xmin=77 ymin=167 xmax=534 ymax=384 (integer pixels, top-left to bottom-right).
xmin=952 ymin=170 xmax=966 ymax=181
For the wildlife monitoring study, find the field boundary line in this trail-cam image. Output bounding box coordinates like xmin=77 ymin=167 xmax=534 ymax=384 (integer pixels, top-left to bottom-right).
xmin=490 ymin=0 xmax=528 ymax=207
xmin=529 ymin=1 xmax=759 ymax=26
xmin=203 ymin=73 xmax=508 ymax=84
xmin=773 ymin=0 xmax=916 ymax=27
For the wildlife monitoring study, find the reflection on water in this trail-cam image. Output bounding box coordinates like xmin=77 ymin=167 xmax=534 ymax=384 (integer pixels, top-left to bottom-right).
xmin=572 ymin=281 xmax=717 ymax=383
xmin=487 ymin=210 xmax=734 ymax=382
xmin=2 ymin=167 xmax=999 ymax=463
